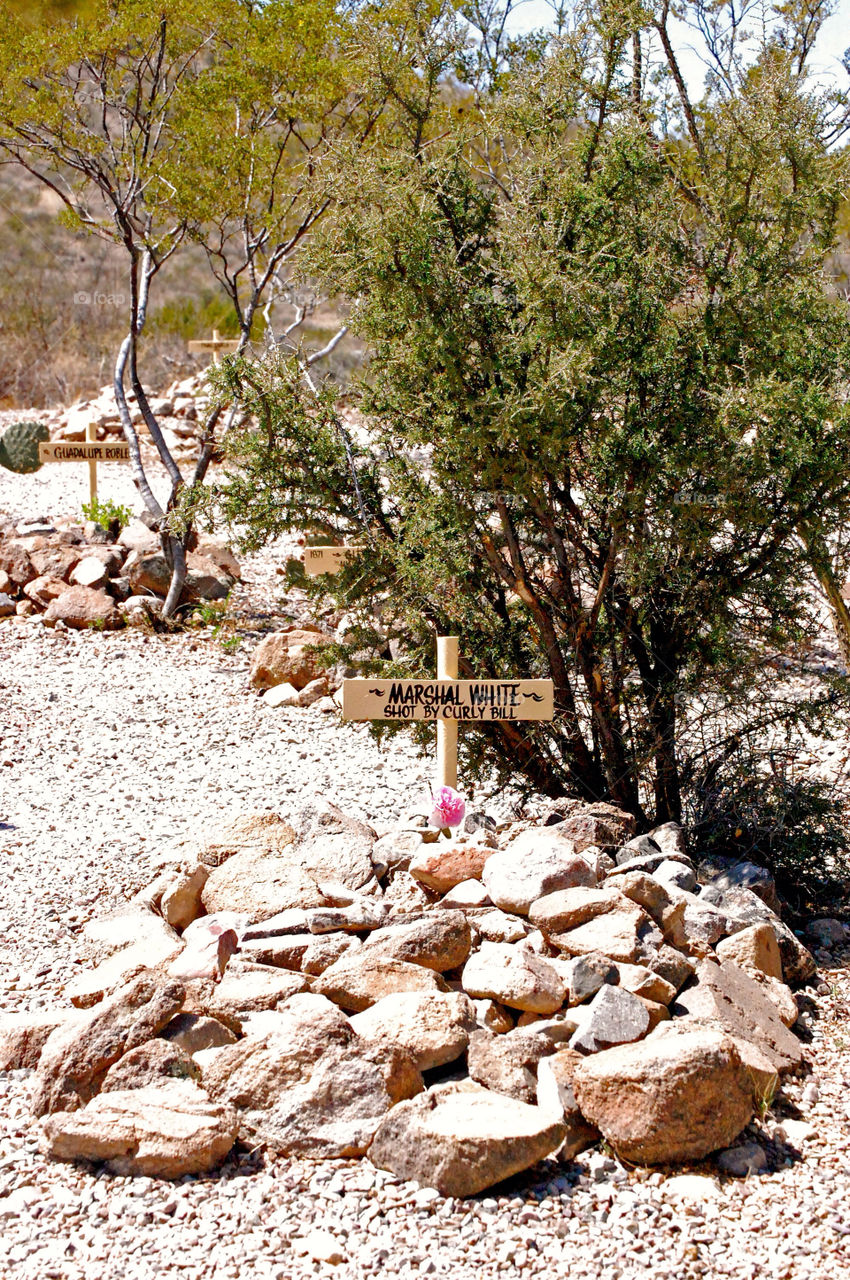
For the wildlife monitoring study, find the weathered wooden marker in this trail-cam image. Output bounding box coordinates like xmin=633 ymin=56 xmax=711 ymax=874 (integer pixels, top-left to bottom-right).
xmin=342 ymin=636 xmax=554 ymax=788
xmin=38 ymin=422 xmax=130 ymax=504
xmin=187 ymin=328 xmax=241 ymax=365
xmin=303 ymin=545 xmax=365 ymax=577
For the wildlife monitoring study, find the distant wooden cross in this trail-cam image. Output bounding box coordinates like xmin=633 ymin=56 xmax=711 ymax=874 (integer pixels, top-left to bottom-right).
xmin=39 ymin=422 xmax=129 ymax=505
xmin=342 ymin=636 xmax=554 ymax=788
xmin=303 ymin=545 xmax=365 ymax=577
xmin=187 ymin=328 xmax=241 ymax=365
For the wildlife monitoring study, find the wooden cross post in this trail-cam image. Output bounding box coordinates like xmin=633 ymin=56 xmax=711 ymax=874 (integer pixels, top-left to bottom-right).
xmin=187 ymin=328 xmax=241 ymax=365
xmin=86 ymin=421 xmax=98 ymax=505
xmin=342 ymin=636 xmax=555 ymax=791
xmin=436 ymin=636 xmax=459 ymax=789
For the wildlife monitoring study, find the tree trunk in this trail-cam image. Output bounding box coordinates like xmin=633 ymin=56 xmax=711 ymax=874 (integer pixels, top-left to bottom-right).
xmin=799 ymin=525 xmax=850 ymax=669
xmin=161 ymin=534 xmax=187 ymax=619
xmin=651 ymin=687 xmax=682 ymax=823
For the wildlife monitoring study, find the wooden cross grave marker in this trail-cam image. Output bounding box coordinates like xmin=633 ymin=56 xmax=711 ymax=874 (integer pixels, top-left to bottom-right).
xmin=342 ymin=636 xmax=554 ymax=788
xmin=303 ymin=545 xmax=366 ymax=577
xmin=187 ymin=328 xmax=241 ymax=365
xmin=38 ymin=422 xmax=129 ymax=505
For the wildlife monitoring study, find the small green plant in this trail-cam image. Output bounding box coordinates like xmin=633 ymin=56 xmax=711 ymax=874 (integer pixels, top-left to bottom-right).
xmin=86 ymin=617 xmax=106 ymax=631
xmin=193 ymin=600 xmax=227 ymax=627
xmin=218 ymin=633 xmax=241 ymax=653
xmin=82 ymin=496 xmax=133 ymax=532
xmin=749 ymin=1072 xmax=778 ymax=1120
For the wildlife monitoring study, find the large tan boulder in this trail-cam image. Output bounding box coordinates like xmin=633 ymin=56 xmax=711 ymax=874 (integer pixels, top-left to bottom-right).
xmin=315 ymin=955 xmax=449 ymax=1013
xmin=358 ymin=912 xmax=472 ymax=973
xmin=550 ymin=901 xmax=658 ymax=964
xmin=462 ymin=942 xmax=566 ymax=1014
xmin=368 ymin=1080 xmax=566 ymax=1197
xmin=250 ymin=625 xmax=332 ymax=691
xmin=44 ymin=586 xmax=122 ymax=630
xmin=40 ymin=1081 xmax=238 ymax=1178
xmin=190 ymin=812 xmax=297 ymax=869
xmin=572 ymin=1027 xmax=756 ymax=1165
xmin=201 ymin=851 xmax=327 ymax=921
xmin=202 ymin=994 xmax=421 ymax=1157
xmin=716 ymin=924 xmax=782 ymax=980
xmin=32 ymin=974 xmax=185 ymax=1117
xmin=482 ymin=830 xmax=597 ymax=915
xmin=351 ymin=991 xmax=477 ymax=1072
xmin=199 ymin=803 xmax=377 ymax=919
xmin=529 ymin=886 xmax=631 ymax=935
xmin=673 ymin=959 xmax=804 ymax=1071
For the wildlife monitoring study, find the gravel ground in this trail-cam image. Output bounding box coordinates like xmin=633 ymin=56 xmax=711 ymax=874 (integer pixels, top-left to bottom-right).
xmin=2 ymin=459 xmax=850 ymax=1280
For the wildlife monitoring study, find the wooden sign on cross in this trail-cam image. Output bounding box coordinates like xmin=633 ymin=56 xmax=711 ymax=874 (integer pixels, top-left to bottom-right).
xmin=342 ymin=636 xmax=554 ymax=788
xmin=187 ymin=328 xmax=241 ymax=365
xmin=303 ymin=545 xmax=365 ymax=577
xmin=38 ymin=422 xmax=129 ymax=505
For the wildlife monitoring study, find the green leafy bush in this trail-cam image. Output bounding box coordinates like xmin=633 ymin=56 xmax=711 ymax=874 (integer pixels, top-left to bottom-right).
xmin=82 ymin=497 xmax=133 ymax=533
xmin=193 ymin=5 xmax=850 ymax=821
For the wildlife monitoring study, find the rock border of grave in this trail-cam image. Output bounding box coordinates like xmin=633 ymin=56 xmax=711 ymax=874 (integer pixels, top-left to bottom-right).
xmin=0 ymin=518 xmax=242 ymax=627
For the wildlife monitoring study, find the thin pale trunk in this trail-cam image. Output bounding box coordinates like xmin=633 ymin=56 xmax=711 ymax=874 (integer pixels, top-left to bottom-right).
xmin=800 ymin=525 xmax=850 ymax=668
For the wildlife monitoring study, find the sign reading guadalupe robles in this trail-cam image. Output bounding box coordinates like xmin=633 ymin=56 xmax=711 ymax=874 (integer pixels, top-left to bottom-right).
xmin=343 ymin=678 xmax=554 ymax=722
xmin=39 ymin=442 xmax=130 ymax=463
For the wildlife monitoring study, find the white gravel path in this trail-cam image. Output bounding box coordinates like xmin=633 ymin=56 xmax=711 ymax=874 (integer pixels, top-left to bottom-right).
xmin=2 ymin=457 xmax=850 ymax=1280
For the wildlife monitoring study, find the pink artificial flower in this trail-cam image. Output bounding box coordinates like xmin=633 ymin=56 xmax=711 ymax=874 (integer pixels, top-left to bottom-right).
xmin=430 ymin=786 xmax=466 ymax=831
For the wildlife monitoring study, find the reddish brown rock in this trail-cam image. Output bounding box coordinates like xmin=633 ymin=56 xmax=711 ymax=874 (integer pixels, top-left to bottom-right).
xmin=250 ymin=625 xmax=333 ymax=691
xmin=369 ymin=1080 xmax=566 ymax=1197
xmin=32 ymin=973 xmax=185 ymax=1117
xmin=40 ymin=1081 xmax=238 ymax=1178
xmin=572 ymin=1028 xmax=756 ymax=1164
xmin=409 ymin=842 xmax=493 ymax=892
xmin=44 ymin=586 xmax=122 ymax=630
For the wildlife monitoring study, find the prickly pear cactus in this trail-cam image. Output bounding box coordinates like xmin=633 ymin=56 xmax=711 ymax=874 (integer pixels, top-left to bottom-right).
xmin=0 ymin=420 xmax=50 ymax=473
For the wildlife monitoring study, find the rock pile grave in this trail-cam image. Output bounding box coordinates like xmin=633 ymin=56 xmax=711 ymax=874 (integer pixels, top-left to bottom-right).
xmin=0 ymin=797 xmax=822 ymax=1193
xmin=0 ymin=518 xmax=240 ymax=629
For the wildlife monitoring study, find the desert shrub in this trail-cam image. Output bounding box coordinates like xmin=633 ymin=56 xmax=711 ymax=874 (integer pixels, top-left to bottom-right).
xmin=199 ymin=4 xmax=850 ymax=823
xmin=690 ymin=744 xmax=850 ymax=917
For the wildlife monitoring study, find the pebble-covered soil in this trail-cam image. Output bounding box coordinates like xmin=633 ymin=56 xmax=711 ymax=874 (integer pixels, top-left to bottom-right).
xmin=2 ymin=461 xmax=850 ymax=1279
